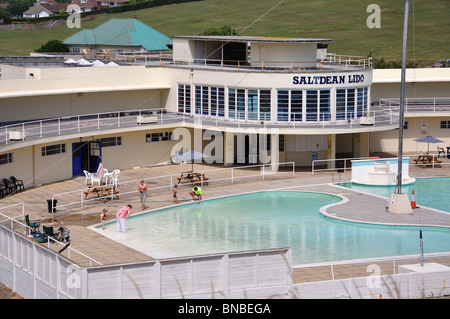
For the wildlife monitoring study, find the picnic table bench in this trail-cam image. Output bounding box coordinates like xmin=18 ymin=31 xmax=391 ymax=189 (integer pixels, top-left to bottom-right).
xmin=414 ymin=155 xmax=442 ymax=168
xmin=83 ymin=185 xmax=120 ymax=202
xmin=176 ymin=172 xmax=209 ymax=185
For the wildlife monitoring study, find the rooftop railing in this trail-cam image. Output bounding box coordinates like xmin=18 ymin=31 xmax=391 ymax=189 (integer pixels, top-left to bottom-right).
xmin=115 ymin=52 xmax=372 ymax=71
xmin=379 ymin=97 xmax=450 ymax=113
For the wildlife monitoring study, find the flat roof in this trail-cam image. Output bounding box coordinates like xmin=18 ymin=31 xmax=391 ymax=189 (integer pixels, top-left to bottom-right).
xmin=173 ymin=35 xmax=333 ymax=44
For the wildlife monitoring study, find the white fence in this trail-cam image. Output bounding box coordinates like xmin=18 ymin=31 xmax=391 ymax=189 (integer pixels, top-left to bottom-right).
xmin=0 ymin=221 xmax=293 ymax=299
xmin=50 ymin=162 xmax=295 ymax=211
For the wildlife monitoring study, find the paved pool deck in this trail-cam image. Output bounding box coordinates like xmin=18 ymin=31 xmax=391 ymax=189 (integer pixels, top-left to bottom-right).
xmin=1 ymin=161 xmax=450 ymax=285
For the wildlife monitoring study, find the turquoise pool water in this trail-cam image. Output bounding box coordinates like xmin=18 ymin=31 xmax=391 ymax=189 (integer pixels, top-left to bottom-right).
xmin=99 ymin=191 xmax=450 ymax=265
xmin=341 ymin=177 xmax=450 ymax=213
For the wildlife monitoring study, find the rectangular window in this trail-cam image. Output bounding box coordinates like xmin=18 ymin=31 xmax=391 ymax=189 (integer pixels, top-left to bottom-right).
xmin=277 ymin=90 xmax=289 ymax=121
xmin=440 ymin=121 xmax=450 ymax=129
xmin=41 ymin=144 xmax=66 ymax=156
xmin=210 ymin=87 xmax=217 ymax=116
xmin=228 ymin=88 xmax=245 ymax=120
xmin=347 ymin=89 xmax=355 ymax=119
xmin=247 ymin=89 xmax=258 ymax=121
xmin=357 ymin=87 xmax=368 ymax=118
xmin=146 ymin=132 xmax=172 ymax=143
xmin=336 ymin=89 xmax=346 ymax=120
xmin=259 ymin=90 xmax=271 ymax=121
xmin=177 ymin=84 xmax=191 ymax=114
xmin=306 ymin=90 xmax=318 ymax=121
xmin=100 ymin=137 xmax=122 ymax=147
xmin=0 ymin=152 xmax=12 ymax=165
xmin=319 ymin=90 xmax=330 ymax=121
xmin=218 ymin=87 xmax=225 ymax=117
xmin=290 ymin=90 xmax=302 ymax=122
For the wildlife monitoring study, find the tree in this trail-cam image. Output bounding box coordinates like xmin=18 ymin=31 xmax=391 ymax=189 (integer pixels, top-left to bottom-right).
xmin=6 ymin=0 xmax=34 ymax=17
xmin=35 ymin=39 xmax=69 ymax=53
xmin=0 ymin=7 xmax=12 ymax=23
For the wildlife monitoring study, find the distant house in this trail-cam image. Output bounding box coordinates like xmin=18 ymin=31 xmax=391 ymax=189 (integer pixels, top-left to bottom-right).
xmin=70 ymin=0 xmax=97 ymax=12
xmin=63 ymin=18 xmax=172 ymax=59
xmin=22 ymin=0 xmax=68 ymax=18
xmin=22 ymin=4 xmax=54 ymax=18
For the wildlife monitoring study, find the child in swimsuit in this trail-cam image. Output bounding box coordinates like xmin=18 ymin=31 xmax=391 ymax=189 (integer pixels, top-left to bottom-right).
xmin=100 ymin=208 xmax=107 ymax=230
xmin=172 ymin=184 xmax=179 ymax=204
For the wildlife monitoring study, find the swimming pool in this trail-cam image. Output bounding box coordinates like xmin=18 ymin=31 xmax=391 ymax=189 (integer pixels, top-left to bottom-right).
xmin=341 ymin=177 xmax=450 ymax=213
xmin=96 ymin=191 xmax=450 ymax=265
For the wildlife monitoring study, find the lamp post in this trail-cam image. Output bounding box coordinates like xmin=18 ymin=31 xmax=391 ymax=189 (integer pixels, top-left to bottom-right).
xmin=387 ymin=0 xmax=412 ymax=214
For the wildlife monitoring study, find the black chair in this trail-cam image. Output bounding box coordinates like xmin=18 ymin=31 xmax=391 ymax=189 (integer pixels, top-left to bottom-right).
xmin=2 ymin=178 xmax=15 ymax=195
xmin=0 ymin=182 xmax=6 ymax=198
xmin=10 ymin=176 xmax=25 ymax=192
xmin=437 ymin=146 xmax=445 ymax=158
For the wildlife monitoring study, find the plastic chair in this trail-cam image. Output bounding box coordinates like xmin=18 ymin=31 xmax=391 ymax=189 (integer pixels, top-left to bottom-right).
xmin=437 ymin=146 xmax=445 ymax=158
xmin=2 ymin=178 xmax=15 ymax=195
xmin=10 ymin=176 xmax=25 ymax=192
xmin=83 ymin=170 xmax=92 ymax=185
xmin=111 ymin=169 xmax=120 ymax=188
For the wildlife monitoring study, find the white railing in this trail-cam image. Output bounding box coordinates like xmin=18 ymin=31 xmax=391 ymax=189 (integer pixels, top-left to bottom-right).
xmin=0 ymin=108 xmax=166 ymax=146
xmin=50 ymin=162 xmax=295 ymax=210
xmin=379 ymin=97 xmax=450 ymax=113
xmin=322 ymin=53 xmax=373 ymax=69
xmin=0 ymin=206 xmax=102 ymax=266
xmin=1 ymin=108 xmax=400 ymax=147
xmin=116 ymin=52 xmax=372 ymax=71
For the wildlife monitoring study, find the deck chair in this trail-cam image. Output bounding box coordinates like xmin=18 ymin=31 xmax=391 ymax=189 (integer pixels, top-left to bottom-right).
xmin=2 ymin=178 xmax=15 ymax=195
xmin=437 ymin=146 xmax=445 ymax=158
xmin=25 ymin=214 xmax=40 ymax=234
xmin=42 ymin=226 xmax=59 ymax=243
xmin=10 ymin=176 xmax=25 ymax=192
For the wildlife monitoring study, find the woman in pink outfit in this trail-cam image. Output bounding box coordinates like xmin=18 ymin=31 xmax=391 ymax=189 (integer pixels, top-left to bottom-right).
xmin=116 ymin=204 xmax=132 ymax=232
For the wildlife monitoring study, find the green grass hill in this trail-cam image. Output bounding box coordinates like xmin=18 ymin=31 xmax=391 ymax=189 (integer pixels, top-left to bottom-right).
xmin=0 ymin=0 xmax=449 ymax=67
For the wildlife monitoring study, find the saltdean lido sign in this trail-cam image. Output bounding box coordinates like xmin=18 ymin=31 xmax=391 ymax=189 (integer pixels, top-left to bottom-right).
xmin=292 ymin=74 xmax=365 ymax=85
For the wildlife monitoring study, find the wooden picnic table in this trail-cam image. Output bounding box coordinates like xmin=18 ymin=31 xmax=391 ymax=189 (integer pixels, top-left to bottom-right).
xmin=176 ymin=172 xmax=209 ymax=185
xmin=83 ymin=185 xmax=120 ymax=202
xmin=414 ymin=155 xmax=442 ymax=168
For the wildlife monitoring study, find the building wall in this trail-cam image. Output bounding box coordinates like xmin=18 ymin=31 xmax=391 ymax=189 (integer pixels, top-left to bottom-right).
xmin=370 ymin=116 xmax=450 ymax=154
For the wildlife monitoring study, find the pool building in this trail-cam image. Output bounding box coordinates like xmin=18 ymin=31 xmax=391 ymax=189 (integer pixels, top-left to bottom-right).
xmin=2 ymin=32 xmax=449 ymax=187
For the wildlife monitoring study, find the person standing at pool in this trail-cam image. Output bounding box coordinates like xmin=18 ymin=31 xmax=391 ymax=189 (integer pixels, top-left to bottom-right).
xmin=172 ymin=184 xmax=179 ymax=204
xmin=138 ymin=179 xmax=148 ymax=210
xmin=116 ymin=204 xmax=132 ymax=232
xmin=189 ymin=185 xmax=202 ymax=200
xmin=100 ymin=208 xmax=107 ymax=230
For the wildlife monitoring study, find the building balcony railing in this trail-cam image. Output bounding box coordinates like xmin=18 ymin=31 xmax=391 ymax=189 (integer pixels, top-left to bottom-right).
xmin=0 ymin=107 xmax=398 ymax=147
xmin=379 ymin=97 xmax=450 ymax=113
xmin=115 ymin=52 xmax=372 ymax=72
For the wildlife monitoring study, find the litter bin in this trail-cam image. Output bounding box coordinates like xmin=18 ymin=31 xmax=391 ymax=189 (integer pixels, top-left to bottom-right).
xmin=47 ymin=199 xmax=57 ymax=213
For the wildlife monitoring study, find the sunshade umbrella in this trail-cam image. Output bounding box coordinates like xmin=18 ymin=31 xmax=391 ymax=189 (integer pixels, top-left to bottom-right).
xmin=414 ymin=135 xmax=444 ymax=154
xmin=172 ymin=150 xmax=208 ymax=171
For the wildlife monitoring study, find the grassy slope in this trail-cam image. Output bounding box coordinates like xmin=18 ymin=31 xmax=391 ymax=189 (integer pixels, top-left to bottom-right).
xmin=0 ymin=0 xmax=448 ymax=66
